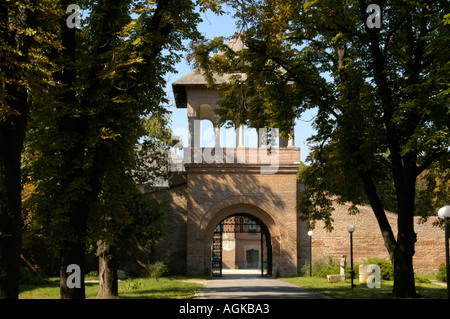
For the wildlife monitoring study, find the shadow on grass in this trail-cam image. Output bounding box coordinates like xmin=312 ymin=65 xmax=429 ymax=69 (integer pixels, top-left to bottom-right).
xmin=19 ymin=282 xmax=58 ymax=293
xmin=118 ymin=286 xmax=202 ymax=299
xmin=20 ymin=276 xmax=207 ymax=299
xmin=306 ymin=283 xmax=395 ymax=299
xmin=19 ymin=282 xmax=100 ymax=299
xmin=280 ymin=277 xmax=448 ymax=299
xmin=117 ymin=278 xmax=206 ymax=299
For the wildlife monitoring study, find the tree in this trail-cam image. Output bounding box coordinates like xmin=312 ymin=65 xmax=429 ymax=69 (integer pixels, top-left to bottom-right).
xmin=24 ymin=0 xmax=204 ymax=299
xmin=0 ymin=0 xmax=59 ymax=298
xmin=191 ymin=0 xmax=449 ymax=297
xmin=0 ymin=1 xmax=32 ymax=299
xmin=96 ymin=191 xmax=166 ymax=298
xmin=95 ymin=113 xmax=175 ymax=299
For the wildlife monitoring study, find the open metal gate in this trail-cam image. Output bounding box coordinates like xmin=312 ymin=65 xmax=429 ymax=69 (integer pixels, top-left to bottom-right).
xmin=211 ymin=214 xmax=272 ymax=277
xmin=211 ymin=231 xmax=222 ymax=277
xmin=261 ymin=231 xmax=272 ymax=277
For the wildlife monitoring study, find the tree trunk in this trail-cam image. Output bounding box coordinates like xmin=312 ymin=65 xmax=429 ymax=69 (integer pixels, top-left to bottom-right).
xmin=59 ymin=242 xmax=86 ymax=299
xmin=55 ymin=0 xmax=88 ymax=299
xmin=0 ymin=1 xmax=34 ymax=299
xmin=358 ymin=170 xmax=397 ymax=262
xmin=58 ymin=198 xmax=89 ymax=299
xmin=0 ymin=107 xmax=26 ymax=299
xmin=392 ymin=236 xmax=416 ymax=298
xmin=357 ymin=149 xmax=418 ymax=298
xmin=392 ymin=171 xmax=417 ymax=298
xmin=97 ymin=240 xmax=118 ymax=298
xmin=367 ymin=23 xmax=420 ymax=297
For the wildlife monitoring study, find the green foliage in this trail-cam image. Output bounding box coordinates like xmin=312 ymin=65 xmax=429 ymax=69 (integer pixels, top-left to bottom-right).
xmin=20 ymin=276 xmax=205 ymax=299
xmin=363 ymin=257 xmax=393 ymax=281
xmin=296 ymin=161 xmax=308 ymax=183
xmin=19 ymin=270 xmax=49 ymax=285
xmin=120 ymin=193 xmax=166 ymax=249
xmin=0 ymin=0 xmax=61 ymax=116
xmin=4 ymin=0 xmax=205 ymax=298
xmin=281 ymin=276 xmax=448 ymax=299
xmin=302 ymin=256 xmax=357 ymax=279
xmin=146 ymin=262 xmax=168 ymax=282
xmin=307 ymin=256 xmax=393 ymax=281
xmin=437 ymin=263 xmax=447 ymax=282
xmin=21 ymin=0 xmax=203 ymax=254
xmin=123 ymin=280 xmax=143 ymax=291
xmin=192 ymin=1 xmax=449 ymax=296
xmin=86 ymin=270 xmax=99 ymax=278
xmin=193 ymin=0 xmax=449 ymax=210
xmin=347 ymin=264 xmax=359 ymax=279
xmin=414 ymin=274 xmax=431 ymax=284
xmin=316 ymin=265 xmax=340 ymax=279
xmin=301 ymin=256 xmax=336 ymax=277
xmin=415 ymin=162 xmax=450 ymax=222
xmin=132 ymin=114 xmax=176 ymax=186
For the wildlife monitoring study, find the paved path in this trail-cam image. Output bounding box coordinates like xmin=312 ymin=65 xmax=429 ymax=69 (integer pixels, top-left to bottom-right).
xmin=193 ymin=269 xmax=328 ymax=299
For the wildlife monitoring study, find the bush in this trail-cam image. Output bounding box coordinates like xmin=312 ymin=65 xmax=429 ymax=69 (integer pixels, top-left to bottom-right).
xmin=86 ymin=270 xmax=98 ymax=278
xmin=437 ymin=262 xmax=447 ymax=282
xmin=300 ymin=261 xmax=310 ymax=276
xmin=346 ymin=263 xmax=359 ymax=279
xmin=301 ymin=256 xmax=336 ymax=277
xmin=414 ymin=273 xmax=431 ymax=283
xmin=316 ymin=265 xmax=341 ymax=278
xmin=147 ymin=261 xmax=168 ymax=282
xmin=123 ymin=280 xmax=143 ymax=291
xmin=20 ymin=270 xmax=48 ymax=284
xmin=363 ymin=257 xmax=393 ymax=280
xmin=302 ymin=256 xmax=395 ymax=280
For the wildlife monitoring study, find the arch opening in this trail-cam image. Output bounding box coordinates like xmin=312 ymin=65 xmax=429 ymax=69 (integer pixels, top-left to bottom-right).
xmin=211 ymin=213 xmax=272 ymax=277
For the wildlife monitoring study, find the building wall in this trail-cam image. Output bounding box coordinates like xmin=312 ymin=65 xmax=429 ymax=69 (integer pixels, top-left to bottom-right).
xmin=222 ymin=232 xmax=236 ymax=269
xmin=185 ymin=165 xmax=299 ymax=277
xmin=147 ymin=173 xmax=188 ymax=275
xmin=149 ymin=174 xmax=445 ymax=276
xmin=298 ymin=202 xmax=446 ymax=275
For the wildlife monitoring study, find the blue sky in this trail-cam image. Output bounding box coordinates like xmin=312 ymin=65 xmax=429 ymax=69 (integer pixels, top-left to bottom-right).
xmin=164 ymin=9 xmax=317 ymax=163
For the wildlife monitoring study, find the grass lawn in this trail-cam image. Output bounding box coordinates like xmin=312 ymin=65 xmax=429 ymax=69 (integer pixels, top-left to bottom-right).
xmin=19 ymin=274 xmax=447 ymax=299
xmin=280 ymin=275 xmax=448 ymax=299
xmin=19 ymin=276 xmax=207 ymax=299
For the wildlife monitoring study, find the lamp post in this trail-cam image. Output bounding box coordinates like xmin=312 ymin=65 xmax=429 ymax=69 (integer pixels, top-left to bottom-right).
xmin=347 ymin=225 xmax=356 ymax=289
xmin=308 ymin=231 xmax=313 ymax=276
xmin=438 ymin=205 xmax=450 ymax=299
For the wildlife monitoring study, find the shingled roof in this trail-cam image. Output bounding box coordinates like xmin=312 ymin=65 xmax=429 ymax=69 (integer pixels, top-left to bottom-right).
xmin=172 ymin=35 xmax=246 ymax=108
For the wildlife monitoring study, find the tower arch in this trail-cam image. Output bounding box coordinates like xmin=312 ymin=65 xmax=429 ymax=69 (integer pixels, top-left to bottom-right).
xmin=196 ymin=103 xmax=216 ymax=124
xmin=186 ymin=193 xmax=298 ymax=277
xmin=204 ymin=203 xmax=276 ymax=277
xmin=210 ymin=212 xmax=272 ymax=276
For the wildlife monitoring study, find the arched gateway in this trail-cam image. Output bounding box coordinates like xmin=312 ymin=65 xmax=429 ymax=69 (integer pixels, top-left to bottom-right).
xmin=203 ymin=200 xmax=277 ymax=277
xmin=211 ymin=213 xmax=272 ymax=277
xmin=184 ymin=163 xmax=300 ymax=277
xmin=171 ymin=38 xmax=302 ymax=277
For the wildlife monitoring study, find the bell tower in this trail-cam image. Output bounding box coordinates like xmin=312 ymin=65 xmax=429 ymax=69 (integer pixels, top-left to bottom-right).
xmin=171 ymin=37 xmax=302 ymax=277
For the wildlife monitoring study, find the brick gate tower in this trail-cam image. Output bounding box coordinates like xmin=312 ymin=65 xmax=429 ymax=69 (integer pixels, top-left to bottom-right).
xmin=171 ymin=39 xmax=302 ymax=277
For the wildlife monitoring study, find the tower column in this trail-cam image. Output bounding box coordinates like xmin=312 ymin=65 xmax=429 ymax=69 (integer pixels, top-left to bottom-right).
xmin=188 ymin=115 xmax=201 ymax=147
xmin=288 ymin=131 xmax=295 ymax=147
xmin=188 ymin=115 xmax=195 ymax=147
xmin=258 ymin=128 xmax=268 ymax=147
xmin=214 ymin=114 xmax=221 ymax=148
xmin=236 ymin=124 xmax=245 ymax=147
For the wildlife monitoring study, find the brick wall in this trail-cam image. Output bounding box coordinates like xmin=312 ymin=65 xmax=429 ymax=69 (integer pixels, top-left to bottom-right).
xmin=298 ymin=201 xmax=446 ymax=275
xmin=148 ymin=172 xmax=446 ymax=277
xmin=184 ymin=146 xmax=300 ymax=277
xmin=147 ymin=173 xmax=188 ymax=275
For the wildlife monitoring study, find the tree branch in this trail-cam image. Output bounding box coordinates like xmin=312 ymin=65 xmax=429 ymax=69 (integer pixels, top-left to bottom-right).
xmin=416 ymin=151 xmax=445 ymax=176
